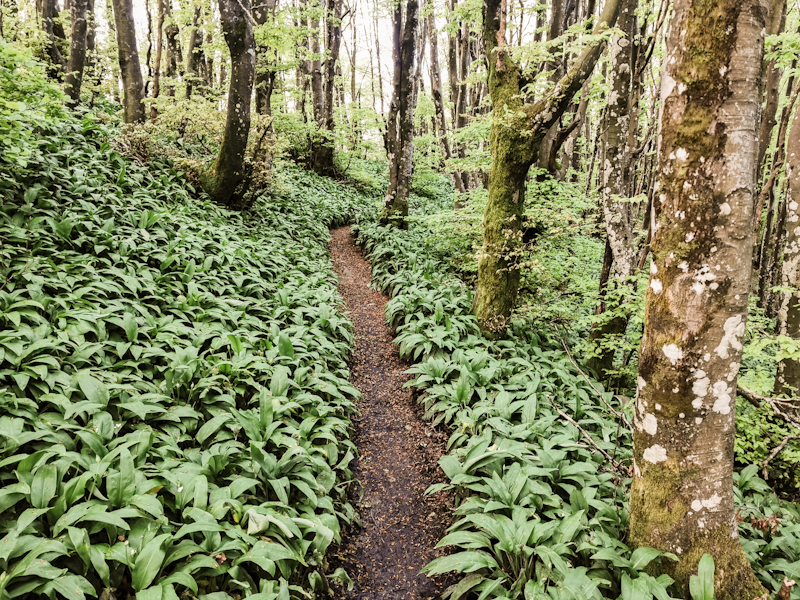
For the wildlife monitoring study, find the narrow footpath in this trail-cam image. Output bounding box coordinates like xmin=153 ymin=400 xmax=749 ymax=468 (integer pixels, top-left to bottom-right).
xmin=329 ymin=227 xmax=452 ymax=599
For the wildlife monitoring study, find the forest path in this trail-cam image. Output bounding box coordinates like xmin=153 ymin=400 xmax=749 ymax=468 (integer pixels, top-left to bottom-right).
xmin=328 ymin=226 xmax=452 ymax=599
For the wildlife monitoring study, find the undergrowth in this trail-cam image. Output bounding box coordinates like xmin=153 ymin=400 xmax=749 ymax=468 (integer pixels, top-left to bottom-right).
xmin=0 ymin=41 xmax=378 ymax=600
xmin=352 ymin=209 xmax=800 ymax=599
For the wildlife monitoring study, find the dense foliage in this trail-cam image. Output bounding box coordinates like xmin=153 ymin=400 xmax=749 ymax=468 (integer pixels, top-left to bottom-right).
xmin=0 ymin=42 xmax=381 ymax=600
xmin=352 ymin=198 xmax=800 ymax=599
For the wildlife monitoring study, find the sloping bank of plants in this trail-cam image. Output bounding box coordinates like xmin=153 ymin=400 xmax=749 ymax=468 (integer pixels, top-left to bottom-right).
xmin=0 ymin=42 xmax=379 ymax=600
xmin=351 ymin=215 xmax=800 ymax=600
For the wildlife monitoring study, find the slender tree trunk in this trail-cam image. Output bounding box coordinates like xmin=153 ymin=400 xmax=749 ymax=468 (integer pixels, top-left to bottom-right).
xmin=41 ymin=0 xmax=65 ymax=78
xmin=200 ymin=0 xmax=255 ymax=206
xmin=428 ymin=11 xmax=465 ymax=193
xmin=314 ymin=0 xmax=343 ymax=175
xmin=776 ymin=109 xmax=800 ymax=394
xmin=380 ymin=0 xmax=419 ymax=227
xmin=185 ymin=6 xmax=201 ymax=98
xmin=150 ymin=0 xmax=164 ymax=121
xmin=111 ymin=0 xmax=145 ymax=122
xmin=472 ymin=0 xmax=621 ymax=337
xmin=587 ymin=0 xmax=639 ymax=377
xmin=756 ymin=0 xmax=786 ymax=175
xmin=627 ymin=0 xmax=769 ymax=594
xmin=64 ymin=0 xmax=88 ymax=104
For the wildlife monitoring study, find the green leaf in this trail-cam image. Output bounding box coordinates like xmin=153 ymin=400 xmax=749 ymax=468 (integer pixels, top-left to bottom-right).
xmin=74 ymin=371 xmax=110 ymax=407
xmin=31 ymin=463 xmax=58 ymax=509
xmin=278 ymin=334 xmax=295 ymax=359
xmin=689 ymin=554 xmax=715 ymax=600
xmin=422 ymin=551 xmax=500 ymax=575
xmin=132 ymin=533 xmax=170 ymax=591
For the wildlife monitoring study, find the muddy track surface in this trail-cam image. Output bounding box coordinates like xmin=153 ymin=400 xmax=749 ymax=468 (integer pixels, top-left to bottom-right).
xmin=328 ymin=226 xmax=453 ymax=600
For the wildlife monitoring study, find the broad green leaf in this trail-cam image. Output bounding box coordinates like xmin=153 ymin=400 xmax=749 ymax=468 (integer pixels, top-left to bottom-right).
xmin=132 ymin=533 xmax=170 ymax=591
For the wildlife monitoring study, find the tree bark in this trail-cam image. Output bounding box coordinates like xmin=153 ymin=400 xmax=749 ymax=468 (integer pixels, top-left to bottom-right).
xmin=64 ymin=0 xmax=88 ymax=104
xmin=379 ymin=0 xmax=419 ymax=227
xmin=199 ymin=0 xmax=255 ymax=206
xmin=472 ymin=0 xmax=621 ymax=337
xmin=776 ymin=109 xmax=800 ymax=394
xmin=627 ymin=0 xmax=769 ymax=594
xmin=111 ymin=0 xmax=145 ymax=122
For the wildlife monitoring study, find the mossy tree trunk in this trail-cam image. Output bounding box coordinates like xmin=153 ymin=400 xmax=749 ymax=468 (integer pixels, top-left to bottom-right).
xmin=149 ymin=0 xmax=164 ymax=121
xmin=774 ymin=97 xmax=800 ymax=396
xmin=199 ymin=0 xmax=255 ymax=207
xmin=627 ymin=0 xmax=769 ymax=595
xmin=473 ymin=0 xmax=621 ymax=337
xmin=379 ymin=0 xmax=419 ymax=228
xmin=111 ymin=0 xmax=145 ymax=122
xmin=64 ymin=0 xmax=88 ymax=105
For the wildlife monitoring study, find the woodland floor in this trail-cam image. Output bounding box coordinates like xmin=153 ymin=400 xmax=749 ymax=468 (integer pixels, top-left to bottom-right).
xmin=328 ymin=227 xmax=454 ymax=599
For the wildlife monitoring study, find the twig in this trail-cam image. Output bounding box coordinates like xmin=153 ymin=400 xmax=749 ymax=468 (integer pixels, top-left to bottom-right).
xmin=552 ymin=325 xmax=631 ymax=429
xmin=737 ymin=384 xmax=800 ymax=428
xmin=549 ymin=398 xmax=623 ymax=472
xmin=762 ymin=434 xmax=800 ymax=478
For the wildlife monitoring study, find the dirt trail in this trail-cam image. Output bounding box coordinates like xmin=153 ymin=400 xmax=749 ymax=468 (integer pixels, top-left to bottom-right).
xmin=328 ymin=226 xmax=452 ymax=599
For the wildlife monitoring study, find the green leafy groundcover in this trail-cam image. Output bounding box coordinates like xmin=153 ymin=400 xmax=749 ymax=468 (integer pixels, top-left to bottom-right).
xmin=351 ymin=218 xmax=800 ymax=600
xmin=0 ymin=49 xmax=380 ymax=600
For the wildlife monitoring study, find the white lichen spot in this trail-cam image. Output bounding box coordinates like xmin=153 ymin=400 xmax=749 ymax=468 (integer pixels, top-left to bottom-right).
xmin=643 ymin=413 xmax=658 ymax=435
xmin=692 ymin=397 xmax=703 ymax=409
xmin=691 ymin=500 xmax=703 ymax=511
xmin=638 ymin=376 xmax=647 ymax=390
xmin=643 ymin=444 xmax=668 ymax=463
xmin=679 ymin=412 xmax=685 ymax=418
xmin=790 ymin=201 xmax=799 ymax=211
xmin=663 ymin=344 xmax=683 ymax=364
xmin=704 ymin=353 xmax=711 ymax=361
xmin=692 ymin=370 xmax=710 ymax=397
xmin=651 ymin=279 xmax=663 ymax=294
xmin=711 ymin=380 xmax=732 ymax=415
xmin=650 ymin=261 xmax=658 ymax=275
xmin=686 ymin=232 xmax=695 ymax=243
xmin=673 ymin=387 xmax=680 ymax=393
xmin=678 ymin=261 xmax=689 ymax=272
xmin=714 ymin=315 xmax=744 ymax=359
xmin=695 ymin=417 xmax=703 ymax=424
xmin=656 ymin=404 xmax=662 ymax=410
xmin=720 ymin=202 xmax=731 ymax=216
xmin=675 ymin=148 xmax=689 ymax=161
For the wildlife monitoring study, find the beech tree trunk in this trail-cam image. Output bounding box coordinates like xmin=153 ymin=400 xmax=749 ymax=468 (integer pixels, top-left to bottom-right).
xmin=200 ymin=0 xmax=255 ymax=206
xmin=472 ymin=0 xmax=621 ymax=337
xmin=587 ymin=0 xmax=639 ymax=377
xmin=379 ymin=0 xmax=419 ymax=227
xmin=149 ymin=0 xmax=164 ymax=121
xmin=313 ymin=0 xmax=343 ymax=175
xmin=184 ymin=6 xmax=202 ymax=99
xmin=428 ymin=11 xmax=465 ymax=193
xmin=627 ymin=0 xmax=769 ymax=594
xmin=111 ymin=0 xmax=145 ymax=122
xmin=41 ymin=0 xmax=65 ymax=78
xmin=776 ymin=107 xmax=800 ymax=395
xmin=64 ymin=0 xmax=88 ymax=104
